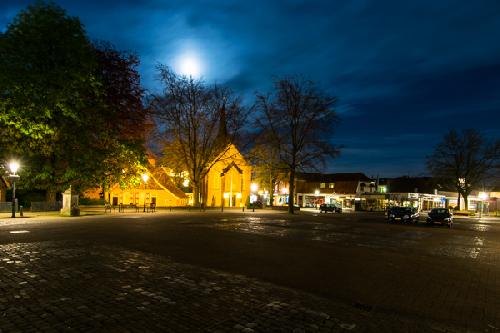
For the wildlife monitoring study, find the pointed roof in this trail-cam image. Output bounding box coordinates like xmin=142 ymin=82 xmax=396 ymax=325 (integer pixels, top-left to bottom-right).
xmin=215 ymin=101 xmax=229 ymax=146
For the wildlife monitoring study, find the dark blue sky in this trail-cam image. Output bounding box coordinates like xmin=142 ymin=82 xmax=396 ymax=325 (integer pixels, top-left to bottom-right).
xmin=2 ymin=0 xmax=500 ymax=177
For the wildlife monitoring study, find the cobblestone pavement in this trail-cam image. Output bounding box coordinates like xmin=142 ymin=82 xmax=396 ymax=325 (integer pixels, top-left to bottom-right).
xmin=0 ymin=240 xmax=467 ymax=333
xmin=0 ymin=211 xmax=499 ymax=332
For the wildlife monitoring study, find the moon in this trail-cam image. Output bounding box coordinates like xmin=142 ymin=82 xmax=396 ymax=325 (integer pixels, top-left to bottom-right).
xmin=177 ymin=53 xmax=202 ymax=78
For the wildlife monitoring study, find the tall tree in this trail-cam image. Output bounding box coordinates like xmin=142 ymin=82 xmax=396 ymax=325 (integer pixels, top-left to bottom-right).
xmin=0 ymin=2 xmax=147 ymax=200
xmin=255 ymin=77 xmax=340 ymax=214
xmin=93 ymin=41 xmax=148 ymax=194
xmin=427 ymin=129 xmax=500 ymax=210
xmin=248 ymin=134 xmax=285 ymax=206
xmin=150 ymin=67 xmax=246 ymax=207
xmin=0 ymin=2 xmax=101 ymax=200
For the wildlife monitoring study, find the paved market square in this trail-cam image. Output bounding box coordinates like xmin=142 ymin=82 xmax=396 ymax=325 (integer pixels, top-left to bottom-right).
xmin=0 ymin=209 xmax=499 ymax=332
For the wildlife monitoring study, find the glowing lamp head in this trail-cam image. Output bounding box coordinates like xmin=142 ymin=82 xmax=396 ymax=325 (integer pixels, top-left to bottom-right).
xmin=250 ymin=183 xmax=258 ymax=193
xmin=141 ymin=173 xmax=149 ymax=183
xmin=9 ymin=161 xmax=19 ymax=174
xmin=314 ymin=189 xmax=320 ymax=196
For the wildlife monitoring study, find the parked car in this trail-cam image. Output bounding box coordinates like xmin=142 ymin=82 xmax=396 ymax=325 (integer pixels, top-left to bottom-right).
xmin=387 ymin=206 xmax=419 ymax=223
xmin=319 ymin=202 xmax=342 ymax=213
xmin=426 ymin=208 xmax=453 ymax=228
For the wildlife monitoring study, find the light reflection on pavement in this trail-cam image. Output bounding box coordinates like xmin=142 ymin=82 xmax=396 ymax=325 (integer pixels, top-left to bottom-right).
xmin=202 ymin=213 xmax=498 ymax=261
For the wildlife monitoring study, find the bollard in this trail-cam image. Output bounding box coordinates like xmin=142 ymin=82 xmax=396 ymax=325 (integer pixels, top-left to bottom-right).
xmin=242 ymin=206 xmax=245 ymax=212
xmin=20 ymin=205 xmax=23 ymax=217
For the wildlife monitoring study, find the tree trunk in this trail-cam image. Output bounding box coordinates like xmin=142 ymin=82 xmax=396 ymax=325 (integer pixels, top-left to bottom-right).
xmin=463 ymin=193 xmax=468 ymax=211
xmin=288 ymin=169 xmax=295 ymax=214
xmin=269 ymin=177 xmax=275 ymax=207
xmin=192 ymin=183 xmax=200 ymax=207
xmin=457 ymin=192 xmax=461 ymax=210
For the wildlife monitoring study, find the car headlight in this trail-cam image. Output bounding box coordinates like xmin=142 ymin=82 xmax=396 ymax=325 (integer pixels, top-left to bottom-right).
xmin=444 ymin=218 xmax=451 ymax=221
xmin=390 ymin=214 xmax=395 ymax=218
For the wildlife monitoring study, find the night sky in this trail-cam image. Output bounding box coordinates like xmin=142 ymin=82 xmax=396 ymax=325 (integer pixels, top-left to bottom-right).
xmin=2 ymin=1 xmax=500 ymax=177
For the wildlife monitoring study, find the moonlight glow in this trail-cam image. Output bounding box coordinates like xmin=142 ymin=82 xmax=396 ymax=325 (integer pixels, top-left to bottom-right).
xmin=176 ymin=53 xmax=202 ymax=78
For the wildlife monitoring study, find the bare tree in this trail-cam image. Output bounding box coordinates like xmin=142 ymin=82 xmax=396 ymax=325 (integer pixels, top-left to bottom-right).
xmin=248 ymin=135 xmax=286 ymax=207
xmin=427 ymin=129 xmax=500 ymax=210
xmin=255 ymin=77 xmax=341 ymax=214
xmin=150 ymin=67 xmax=246 ymax=207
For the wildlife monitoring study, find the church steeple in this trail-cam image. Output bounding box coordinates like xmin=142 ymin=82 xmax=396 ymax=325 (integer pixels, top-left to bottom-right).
xmin=216 ymin=101 xmax=229 ymax=144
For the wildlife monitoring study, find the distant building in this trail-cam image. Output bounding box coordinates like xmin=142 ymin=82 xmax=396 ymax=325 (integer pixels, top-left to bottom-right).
xmin=100 ymin=143 xmax=251 ymax=208
xmin=106 ymin=159 xmax=189 ymax=208
xmin=275 ymin=172 xmax=375 ymax=210
xmin=360 ymin=176 xmax=445 ymax=211
xmin=204 ymin=144 xmax=252 ymax=208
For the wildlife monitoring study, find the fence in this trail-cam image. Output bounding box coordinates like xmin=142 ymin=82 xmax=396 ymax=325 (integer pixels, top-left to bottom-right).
xmin=0 ymin=202 xmax=16 ymax=213
xmin=30 ymin=201 xmax=62 ymax=212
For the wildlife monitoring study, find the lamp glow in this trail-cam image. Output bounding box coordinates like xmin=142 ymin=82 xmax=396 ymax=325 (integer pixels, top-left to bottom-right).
xmin=250 ymin=183 xmax=258 ymax=193
xmin=9 ymin=161 xmax=19 ymax=174
xmin=142 ymin=173 xmax=149 ymax=183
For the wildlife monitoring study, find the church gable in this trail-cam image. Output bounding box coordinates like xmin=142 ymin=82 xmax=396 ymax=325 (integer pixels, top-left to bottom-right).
xmin=205 ymin=144 xmax=251 ymax=207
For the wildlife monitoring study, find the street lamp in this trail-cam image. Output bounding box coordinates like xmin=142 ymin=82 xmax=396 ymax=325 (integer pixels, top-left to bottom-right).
xmin=142 ymin=173 xmax=149 ymax=212
xmin=8 ymin=161 xmax=20 ymax=218
xmin=478 ymin=192 xmax=488 ymax=218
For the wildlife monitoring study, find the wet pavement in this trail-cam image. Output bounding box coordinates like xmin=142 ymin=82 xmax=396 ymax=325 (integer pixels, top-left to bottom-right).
xmin=0 ymin=210 xmax=499 ymax=332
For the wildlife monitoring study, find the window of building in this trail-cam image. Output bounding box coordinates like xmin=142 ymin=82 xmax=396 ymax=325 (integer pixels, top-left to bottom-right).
xmin=320 ymin=183 xmax=326 ymax=189
xmin=329 ymin=183 xmax=335 ymax=189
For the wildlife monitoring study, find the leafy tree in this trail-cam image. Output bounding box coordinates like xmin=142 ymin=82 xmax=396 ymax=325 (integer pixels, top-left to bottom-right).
xmin=150 ymin=67 xmax=246 ymax=207
xmin=427 ymin=129 xmax=500 ymax=210
xmin=255 ymin=77 xmax=341 ymax=214
xmin=0 ymin=2 xmax=102 ymax=200
xmin=0 ymin=2 xmax=147 ymax=200
xmin=93 ymin=41 xmax=148 ymax=195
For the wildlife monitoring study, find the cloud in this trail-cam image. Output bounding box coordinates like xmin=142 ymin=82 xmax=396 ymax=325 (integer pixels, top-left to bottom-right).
xmin=1 ymin=0 xmax=499 ymax=176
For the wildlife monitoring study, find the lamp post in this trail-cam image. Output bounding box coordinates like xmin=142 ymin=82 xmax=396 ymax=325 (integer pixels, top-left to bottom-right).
xmin=8 ymin=161 xmax=20 ymax=218
xmin=478 ymin=192 xmax=488 ymax=218
xmin=142 ymin=173 xmax=149 ymax=212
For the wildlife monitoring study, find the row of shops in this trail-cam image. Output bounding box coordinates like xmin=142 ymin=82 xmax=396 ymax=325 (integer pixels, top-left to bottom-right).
xmin=270 ymin=173 xmax=498 ymax=213
xmin=276 ymin=191 xmax=497 ymax=212
xmin=276 ymin=192 xmax=446 ymax=211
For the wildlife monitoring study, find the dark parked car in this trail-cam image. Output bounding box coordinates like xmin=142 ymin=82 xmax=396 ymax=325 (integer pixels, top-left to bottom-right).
xmin=319 ymin=203 xmax=342 ymax=213
xmin=387 ymin=206 xmax=419 ymax=223
xmin=426 ymin=208 xmax=453 ymax=228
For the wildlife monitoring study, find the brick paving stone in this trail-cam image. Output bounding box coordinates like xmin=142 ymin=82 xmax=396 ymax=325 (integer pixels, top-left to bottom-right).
xmin=0 ymin=240 xmax=483 ymax=332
